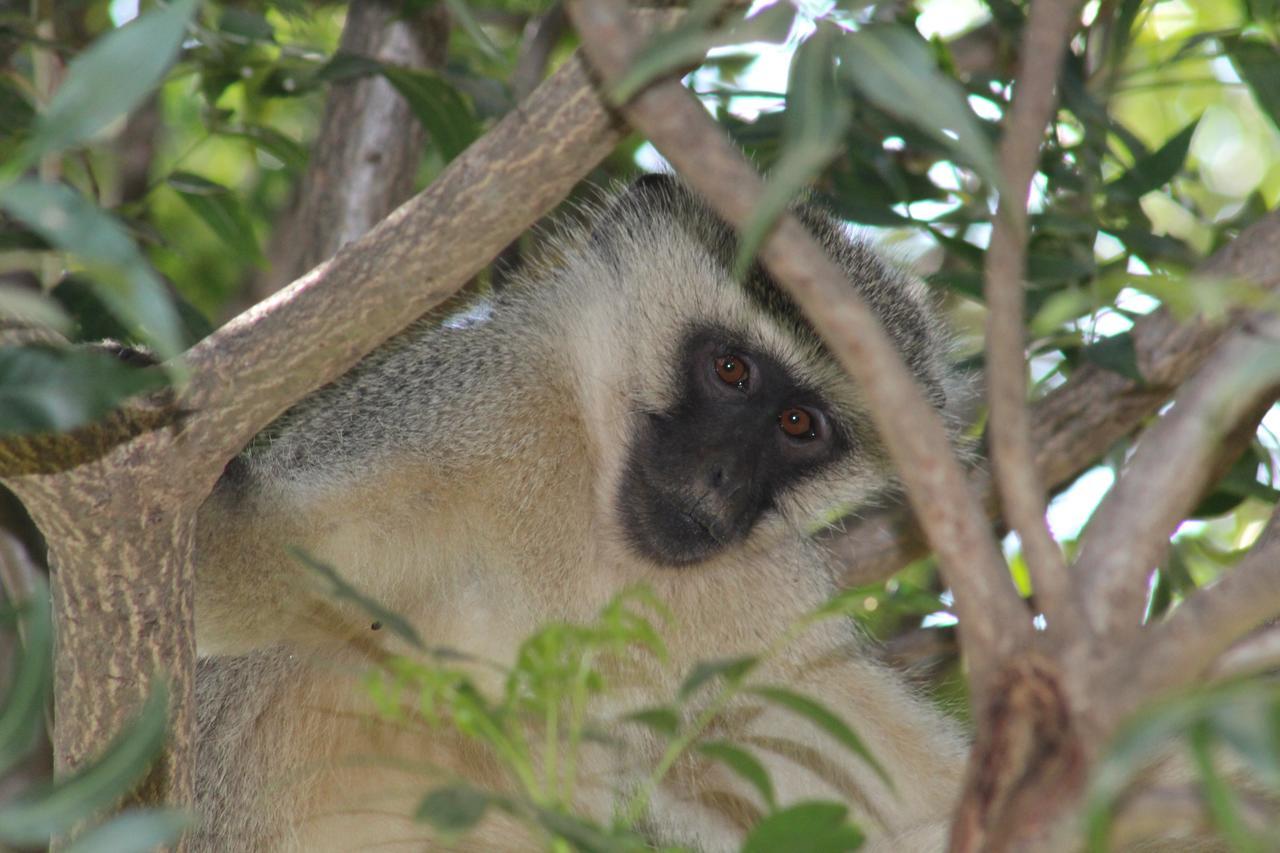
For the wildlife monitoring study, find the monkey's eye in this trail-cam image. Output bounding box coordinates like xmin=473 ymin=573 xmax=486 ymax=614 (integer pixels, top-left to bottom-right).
xmin=779 ymin=407 xmax=817 ymax=440
xmin=713 ymin=354 xmax=749 ymax=389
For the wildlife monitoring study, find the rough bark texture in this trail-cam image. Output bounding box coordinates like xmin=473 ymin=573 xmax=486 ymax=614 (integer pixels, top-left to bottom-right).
xmin=248 ymin=0 xmax=450 ymax=302
xmin=0 ymin=22 xmax=654 ymax=829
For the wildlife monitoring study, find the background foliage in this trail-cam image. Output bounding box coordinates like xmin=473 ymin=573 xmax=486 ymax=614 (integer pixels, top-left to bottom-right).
xmin=2 ymin=0 xmax=1280 ymax=848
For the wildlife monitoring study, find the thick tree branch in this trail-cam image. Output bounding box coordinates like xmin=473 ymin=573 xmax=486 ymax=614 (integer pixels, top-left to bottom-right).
xmin=982 ymin=0 xmax=1082 ymax=622
xmin=831 ymin=211 xmax=1280 ymax=585
xmin=566 ymin=0 xmax=1029 ymax=691
xmin=176 ymin=48 xmax=637 ymax=470
xmin=1076 ymin=312 xmax=1280 ymax=643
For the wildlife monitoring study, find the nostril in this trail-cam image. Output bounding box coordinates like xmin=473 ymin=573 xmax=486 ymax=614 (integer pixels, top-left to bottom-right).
xmin=707 ymin=467 xmax=726 ymax=489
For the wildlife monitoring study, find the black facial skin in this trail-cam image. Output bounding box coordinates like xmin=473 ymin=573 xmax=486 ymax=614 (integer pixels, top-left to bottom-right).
xmin=618 ymin=327 xmax=848 ymax=567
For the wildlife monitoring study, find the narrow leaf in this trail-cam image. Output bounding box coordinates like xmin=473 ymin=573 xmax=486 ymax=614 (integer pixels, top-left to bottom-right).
xmin=381 ymin=66 xmax=480 ymax=162
xmin=0 ymin=345 xmax=166 ymax=436
xmin=0 ymin=579 xmax=52 ymax=775
xmin=836 ymin=24 xmax=1001 ymax=193
xmin=220 ymin=125 xmax=309 ymax=172
xmin=741 ymin=801 xmax=864 ymax=853
xmin=289 ymin=547 xmax=425 ymax=650
xmin=1226 ymin=38 xmax=1280 ymax=133
xmin=0 ymin=285 xmax=72 ymax=334
xmin=0 ymin=180 xmax=185 ymax=359
xmin=0 ymin=681 xmax=169 ymax=845
xmin=1080 ymin=332 xmax=1143 ymax=383
xmin=23 ymin=0 xmax=198 ymax=162
xmin=62 ymin=809 xmax=191 ymax=853
xmin=622 ymin=706 xmax=680 ymax=738
xmin=695 ymin=741 xmax=775 ymax=809
xmin=679 ymin=655 xmax=758 ymax=700
xmin=746 ymin=686 xmax=890 ymax=787
xmin=415 ymin=784 xmax=490 ymax=833
xmin=167 ymin=172 xmax=264 ymax=264
xmin=1106 ymin=118 xmax=1200 ymax=201
xmin=610 ymin=3 xmax=795 ymax=103
xmin=736 ymin=24 xmax=849 ymax=277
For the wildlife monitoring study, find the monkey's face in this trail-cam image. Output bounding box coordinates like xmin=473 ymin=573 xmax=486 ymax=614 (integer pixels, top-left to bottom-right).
xmin=615 ymin=326 xmax=850 ymax=567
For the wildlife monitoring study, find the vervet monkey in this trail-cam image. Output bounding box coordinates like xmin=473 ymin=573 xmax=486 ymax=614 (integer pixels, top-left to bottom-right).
xmin=193 ymin=175 xmax=971 ymax=851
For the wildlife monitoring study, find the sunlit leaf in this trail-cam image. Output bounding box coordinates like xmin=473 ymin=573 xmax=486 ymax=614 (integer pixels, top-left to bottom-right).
xmin=0 ymin=345 xmax=167 ymax=436
xmin=0 ymin=180 xmax=185 ymax=359
xmin=741 ymin=801 xmax=864 ymax=853
xmin=695 ymin=741 xmax=775 ymax=809
xmin=167 ymin=172 xmax=264 ymax=265
xmin=289 ymin=547 xmax=426 ymax=650
xmin=0 ymin=681 xmax=169 ymax=845
xmin=62 ymin=809 xmax=191 ymax=853
xmin=17 ymin=0 xmax=198 ymax=169
xmin=745 ymin=686 xmax=890 ymax=787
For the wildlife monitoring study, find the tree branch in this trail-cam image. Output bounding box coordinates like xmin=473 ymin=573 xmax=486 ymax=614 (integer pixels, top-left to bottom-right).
xmin=175 ymin=47 xmax=640 ymax=471
xmin=565 ymin=0 xmax=1029 ymax=692
xmin=1076 ymin=311 xmax=1280 ymax=643
xmin=982 ymin=0 xmax=1082 ymax=623
xmin=829 ymin=211 xmax=1280 ymax=586
xmin=1105 ymin=503 xmax=1280 ymax=719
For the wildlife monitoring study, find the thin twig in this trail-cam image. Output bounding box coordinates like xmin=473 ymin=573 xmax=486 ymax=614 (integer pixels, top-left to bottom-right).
xmin=1076 ymin=311 xmax=1280 ymax=644
xmin=565 ymin=0 xmax=1029 ymax=693
xmin=982 ymin=0 xmax=1084 ymax=626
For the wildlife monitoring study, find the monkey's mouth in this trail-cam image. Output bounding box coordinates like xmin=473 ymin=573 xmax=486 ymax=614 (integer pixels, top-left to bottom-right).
xmin=619 ymin=475 xmax=739 ymax=567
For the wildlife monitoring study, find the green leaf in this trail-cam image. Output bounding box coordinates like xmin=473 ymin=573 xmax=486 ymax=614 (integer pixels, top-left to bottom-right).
xmin=415 ymin=784 xmax=490 ymax=834
xmin=0 ymin=78 xmax=35 ymax=138
xmin=1189 ymin=720 xmax=1265 ymax=852
xmin=695 ymin=741 xmax=775 ymax=809
xmin=609 ymin=2 xmax=795 ymax=103
xmin=440 ymin=0 xmax=503 ymax=62
xmin=19 ymin=0 xmax=198 ymax=167
xmin=741 ymin=801 xmax=864 ymax=853
xmin=1106 ymin=118 xmax=1200 ymax=202
xmin=0 ymin=180 xmax=186 ymax=360
xmin=381 ymin=66 xmax=480 ymax=162
xmin=0 ymin=345 xmax=167 ymax=436
xmin=1080 ymin=332 xmax=1143 ymax=383
xmin=1226 ymin=38 xmax=1280 ymax=134
xmin=836 ymin=24 xmax=1001 ymax=194
xmin=0 ymin=681 xmax=170 ymax=845
xmin=622 ymin=706 xmax=680 ymax=738
xmin=52 ymin=275 xmax=211 ymax=349
xmin=288 ymin=547 xmax=426 ymax=651
xmin=745 ymin=686 xmax=890 ymax=787
xmin=0 ymin=284 xmax=72 ymax=334
xmin=736 ymin=24 xmax=849 ymax=277
xmin=0 ymin=578 xmax=52 ymax=775
xmin=314 ymin=52 xmax=384 ymax=85
xmin=217 ymin=7 xmax=274 ymax=43
xmin=62 ymin=809 xmax=192 ymax=853
xmin=531 ymin=807 xmax=642 ymax=853
xmin=679 ymin=656 xmax=758 ymax=700
xmin=219 ymin=125 xmax=309 ymax=173
xmin=167 ymin=172 xmax=264 ymax=264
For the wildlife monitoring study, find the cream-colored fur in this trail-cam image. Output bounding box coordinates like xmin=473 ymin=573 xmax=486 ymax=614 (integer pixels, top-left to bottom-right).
xmin=193 ymin=178 xmax=968 ymax=850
